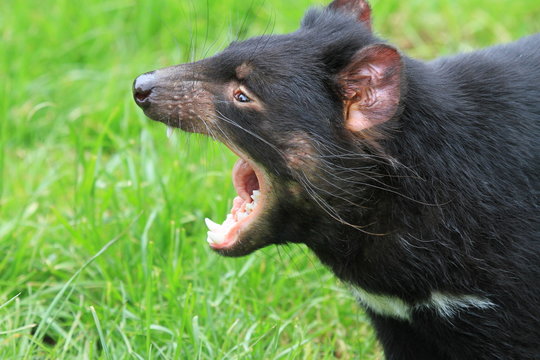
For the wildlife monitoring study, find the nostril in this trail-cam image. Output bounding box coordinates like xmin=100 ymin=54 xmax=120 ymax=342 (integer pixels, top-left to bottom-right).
xmin=134 ymin=87 xmax=152 ymax=103
xmin=133 ymin=72 xmax=156 ymax=108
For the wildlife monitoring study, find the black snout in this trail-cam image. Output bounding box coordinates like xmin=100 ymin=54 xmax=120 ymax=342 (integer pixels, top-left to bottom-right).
xmin=133 ymin=71 xmax=156 ymax=108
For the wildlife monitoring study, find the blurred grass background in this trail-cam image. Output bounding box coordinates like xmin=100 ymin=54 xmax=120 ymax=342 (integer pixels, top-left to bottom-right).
xmin=1 ymin=0 xmax=538 ymax=358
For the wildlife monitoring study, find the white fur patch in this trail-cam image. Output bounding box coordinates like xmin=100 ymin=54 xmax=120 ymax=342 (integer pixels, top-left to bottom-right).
xmin=423 ymin=292 xmax=496 ymax=318
xmin=351 ymin=287 xmax=496 ymax=322
xmin=352 ymin=286 xmax=411 ymax=320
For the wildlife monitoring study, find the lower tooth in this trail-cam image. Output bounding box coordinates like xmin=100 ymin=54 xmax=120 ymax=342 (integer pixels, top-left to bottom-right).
xmin=205 ymin=218 xmax=221 ymax=232
xmin=237 ymin=211 xmax=248 ymax=221
xmin=207 ymin=231 xmax=225 ymax=244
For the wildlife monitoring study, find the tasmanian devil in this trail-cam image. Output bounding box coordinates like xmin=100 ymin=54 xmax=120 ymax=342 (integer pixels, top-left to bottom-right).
xmin=133 ymin=0 xmax=540 ymax=358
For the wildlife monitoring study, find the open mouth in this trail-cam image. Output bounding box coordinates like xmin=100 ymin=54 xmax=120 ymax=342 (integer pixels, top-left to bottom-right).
xmin=149 ymin=113 xmax=269 ymax=253
xmin=133 ymin=69 xmax=272 ymax=254
xmin=161 ymin=122 xmax=268 ymax=253
xmin=204 ymin=155 xmax=266 ymax=251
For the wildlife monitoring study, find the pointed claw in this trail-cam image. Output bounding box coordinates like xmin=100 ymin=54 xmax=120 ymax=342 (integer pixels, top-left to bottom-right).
xmin=167 ymin=126 xmax=174 ymax=138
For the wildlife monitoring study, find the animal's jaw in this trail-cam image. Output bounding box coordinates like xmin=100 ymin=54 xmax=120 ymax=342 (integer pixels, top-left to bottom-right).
xmin=203 ymin=146 xmax=274 ymax=256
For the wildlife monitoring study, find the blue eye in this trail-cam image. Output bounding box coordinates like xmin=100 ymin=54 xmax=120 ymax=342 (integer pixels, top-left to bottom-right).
xmin=234 ymin=89 xmax=251 ymax=103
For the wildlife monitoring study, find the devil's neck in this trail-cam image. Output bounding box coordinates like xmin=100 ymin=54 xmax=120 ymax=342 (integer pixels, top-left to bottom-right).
xmin=306 ymin=58 xmax=480 ymax=284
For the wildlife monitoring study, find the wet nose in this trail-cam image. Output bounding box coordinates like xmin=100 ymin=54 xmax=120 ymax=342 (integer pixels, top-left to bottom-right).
xmin=133 ymin=71 xmax=156 ymax=108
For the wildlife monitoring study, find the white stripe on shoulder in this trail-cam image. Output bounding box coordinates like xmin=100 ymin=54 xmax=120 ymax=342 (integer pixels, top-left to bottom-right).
xmin=351 ymin=286 xmax=411 ymax=321
xmin=350 ymin=287 xmax=496 ymax=322
xmin=421 ymin=291 xmax=496 ymax=318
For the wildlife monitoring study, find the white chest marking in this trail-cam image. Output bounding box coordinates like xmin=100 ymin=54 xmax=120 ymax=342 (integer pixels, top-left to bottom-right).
xmin=351 ymin=287 xmax=496 ymax=322
xmin=352 ymin=287 xmax=411 ymax=321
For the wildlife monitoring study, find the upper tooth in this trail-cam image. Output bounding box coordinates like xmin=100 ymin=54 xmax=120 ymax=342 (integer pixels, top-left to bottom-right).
xmin=205 ymin=218 xmax=222 ymax=232
xmin=167 ymin=126 xmax=174 ymax=138
xmin=207 ymin=231 xmax=225 ymax=244
xmin=251 ymin=190 xmax=260 ymax=202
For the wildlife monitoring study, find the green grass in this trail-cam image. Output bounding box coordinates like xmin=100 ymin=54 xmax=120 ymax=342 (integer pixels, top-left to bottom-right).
xmin=1 ymin=0 xmax=538 ymax=358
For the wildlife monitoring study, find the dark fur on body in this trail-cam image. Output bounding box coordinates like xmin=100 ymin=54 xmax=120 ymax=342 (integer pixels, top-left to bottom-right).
xmin=134 ymin=2 xmax=540 ymax=359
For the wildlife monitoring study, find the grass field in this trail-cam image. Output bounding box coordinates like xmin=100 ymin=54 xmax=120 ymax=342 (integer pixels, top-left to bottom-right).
xmin=1 ymin=0 xmax=539 ymax=358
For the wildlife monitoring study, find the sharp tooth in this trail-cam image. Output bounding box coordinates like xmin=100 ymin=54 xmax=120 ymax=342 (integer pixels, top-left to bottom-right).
xmin=251 ymin=190 xmax=260 ymax=202
xmin=237 ymin=211 xmax=248 ymax=221
xmin=222 ymin=216 xmax=235 ymax=230
xmin=167 ymin=126 xmax=174 ymax=138
xmin=208 ymin=231 xmax=225 ymax=244
xmin=205 ymin=218 xmax=222 ymax=232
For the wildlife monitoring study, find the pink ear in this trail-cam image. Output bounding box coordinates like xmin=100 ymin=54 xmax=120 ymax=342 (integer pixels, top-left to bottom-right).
xmin=329 ymin=0 xmax=372 ymax=31
xmin=337 ymin=44 xmax=402 ymax=133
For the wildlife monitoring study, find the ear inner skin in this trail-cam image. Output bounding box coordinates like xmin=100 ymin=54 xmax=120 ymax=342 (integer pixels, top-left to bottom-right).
xmin=329 ymin=0 xmax=372 ymax=30
xmin=338 ymin=44 xmax=402 ymax=132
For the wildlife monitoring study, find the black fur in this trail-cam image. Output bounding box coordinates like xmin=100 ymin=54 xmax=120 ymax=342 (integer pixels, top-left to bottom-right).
xmin=134 ymin=3 xmax=540 ymax=359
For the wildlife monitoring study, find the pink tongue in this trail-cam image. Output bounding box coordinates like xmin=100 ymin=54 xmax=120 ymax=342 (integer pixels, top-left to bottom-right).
xmin=232 ymin=159 xmax=258 ymax=202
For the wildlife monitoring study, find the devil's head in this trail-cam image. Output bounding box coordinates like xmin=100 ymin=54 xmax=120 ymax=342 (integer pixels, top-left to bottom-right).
xmin=133 ymin=0 xmax=405 ymax=256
